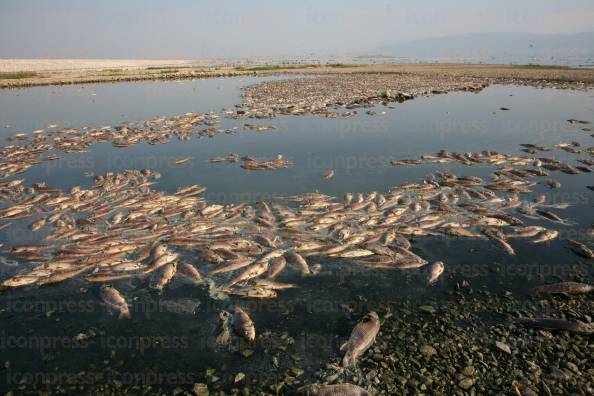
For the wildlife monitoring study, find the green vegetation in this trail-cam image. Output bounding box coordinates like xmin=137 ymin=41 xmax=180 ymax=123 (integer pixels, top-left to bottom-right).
xmin=146 ymin=66 xmax=177 ymax=70
xmin=0 ymin=71 xmax=37 ymax=79
xmin=234 ymin=63 xmax=358 ymax=72
xmin=516 ymin=63 xmax=570 ymax=69
xmin=326 ymin=63 xmax=358 ymax=68
xmin=234 ymin=64 xmax=312 ymax=72
xmin=99 ymin=68 xmax=124 ymax=76
xmin=145 ymin=65 xmax=197 ymax=71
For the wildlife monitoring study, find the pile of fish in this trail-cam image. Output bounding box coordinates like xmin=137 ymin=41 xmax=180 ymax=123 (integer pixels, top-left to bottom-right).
xmin=0 ymin=112 xmax=224 ymax=179
xmin=243 ymin=123 xmax=276 ymax=132
xmin=391 ymin=145 xmax=594 ymax=193
xmin=0 ymin=73 xmax=593 ymax=394
xmin=240 ymin=154 xmax=292 ymax=171
xmin=1 ymin=156 xmax=584 ymax=300
xmin=209 ymin=153 xmax=292 ymax=170
xmin=241 ymin=74 xmax=487 ymax=119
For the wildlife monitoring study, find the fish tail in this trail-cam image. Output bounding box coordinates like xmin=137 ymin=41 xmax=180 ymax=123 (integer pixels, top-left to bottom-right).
xmin=341 ymin=351 xmax=355 ymax=367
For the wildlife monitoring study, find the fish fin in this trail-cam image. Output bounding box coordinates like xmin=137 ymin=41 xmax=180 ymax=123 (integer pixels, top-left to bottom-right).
xmin=118 ymin=310 xmax=131 ymax=320
xmin=339 ymin=341 xmax=348 ymax=352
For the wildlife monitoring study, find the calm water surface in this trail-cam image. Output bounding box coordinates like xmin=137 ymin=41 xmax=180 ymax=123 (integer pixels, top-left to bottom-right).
xmin=0 ymin=77 xmax=593 ymax=392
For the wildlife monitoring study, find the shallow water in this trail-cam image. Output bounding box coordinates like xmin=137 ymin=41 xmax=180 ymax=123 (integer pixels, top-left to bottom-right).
xmin=0 ymin=77 xmax=593 ymax=393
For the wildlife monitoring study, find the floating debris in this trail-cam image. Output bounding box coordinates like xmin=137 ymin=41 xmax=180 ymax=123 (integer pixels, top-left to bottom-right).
xmin=323 ymin=169 xmax=335 ymax=180
xmin=240 ymin=155 xmax=292 ymax=170
xmin=243 ymin=124 xmax=276 ymax=132
xmin=175 ymin=157 xmax=191 ymax=165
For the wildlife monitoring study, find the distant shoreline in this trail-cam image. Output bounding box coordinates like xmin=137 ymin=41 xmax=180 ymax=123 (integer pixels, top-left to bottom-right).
xmin=1 ymin=60 xmax=594 ymax=89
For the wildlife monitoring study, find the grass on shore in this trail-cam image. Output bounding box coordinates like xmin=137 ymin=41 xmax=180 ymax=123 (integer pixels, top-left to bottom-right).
xmin=516 ymin=63 xmax=570 ymax=69
xmin=146 ymin=66 xmax=181 ymax=70
xmin=0 ymin=71 xmax=38 ymax=79
xmin=234 ymin=63 xmax=359 ymax=72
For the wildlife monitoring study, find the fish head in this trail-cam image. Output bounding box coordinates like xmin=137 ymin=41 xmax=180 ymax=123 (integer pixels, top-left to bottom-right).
xmin=365 ymin=311 xmax=380 ymax=323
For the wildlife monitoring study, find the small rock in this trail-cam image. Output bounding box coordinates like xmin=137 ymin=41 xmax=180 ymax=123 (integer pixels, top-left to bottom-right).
xmin=459 ymin=378 xmax=474 ymax=390
xmin=419 ymin=345 xmax=437 ymax=357
xmin=234 ymin=372 xmax=245 ymax=383
xmin=192 ymin=383 xmax=209 ymax=396
xmin=418 ymin=305 xmax=436 ymax=314
xmin=495 ymin=341 xmax=512 ymax=354
xmin=463 ymin=366 xmax=476 ymax=376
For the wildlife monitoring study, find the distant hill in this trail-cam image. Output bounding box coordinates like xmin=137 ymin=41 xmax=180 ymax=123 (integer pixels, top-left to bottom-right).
xmin=374 ymin=32 xmax=594 ymax=65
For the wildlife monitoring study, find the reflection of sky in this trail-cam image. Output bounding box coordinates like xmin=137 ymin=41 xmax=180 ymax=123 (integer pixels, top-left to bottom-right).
xmin=0 ymin=81 xmax=593 ymax=388
xmin=1 ymin=0 xmax=594 ymax=58
xmin=0 ymin=78 xmax=592 ymax=213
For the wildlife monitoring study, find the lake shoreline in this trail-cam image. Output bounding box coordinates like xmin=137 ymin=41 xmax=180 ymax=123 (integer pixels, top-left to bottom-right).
xmin=1 ymin=62 xmax=594 ymax=89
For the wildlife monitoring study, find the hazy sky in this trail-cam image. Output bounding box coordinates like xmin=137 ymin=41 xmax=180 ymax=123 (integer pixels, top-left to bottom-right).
xmin=2 ymin=0 xmax=594 ymax=58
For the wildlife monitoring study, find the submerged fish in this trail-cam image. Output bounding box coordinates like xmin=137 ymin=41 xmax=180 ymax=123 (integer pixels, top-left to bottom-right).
xmin=427 ymin=261 xmax=445 ymax=284
xmin=177 ymin=262 xmax=202 ymax=284
xmin=267 ymin=256 xmax=287 ymax=278
xmin=151 ymin=262 xmax=177 ymax=291
xmin=100 ymin=285 xmax=131 ymax=319
xmin=341 ymin=311 xmax=380 ymax=367
xmin=284 ymin=251 xmax=310 ymax=275
xmin=567 ymin=239 xmax=594 ymax=259
xmin=233 ymin=307 xmax=255 ymax=342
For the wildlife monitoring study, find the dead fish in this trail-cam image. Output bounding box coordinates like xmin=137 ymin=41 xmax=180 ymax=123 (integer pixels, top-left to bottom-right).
xmin=323 ymin=170 xmax=335 ymax=180
xmin=174 ymin=157 xmax=191 ymax=165
xmin=536 ymin=209 xmax=566 ymax=223
xmin=493 ymin=237 xmax=516 ymax=255
xmin=228 ymin=260 xmax=269 ymax=286
xmin=534 ymin=281 xmax=593 ymax=295
xmin=567 ymin=239 xmax=594 ymax=258
xmin=267 ymin=256 xmax=287 ymax=278
xmin=151 ymin=262 xmax=177 ymax=291
xmin=296 ymin=383 xmax=372 ymax=396
xmin=144 ymin=252 xmax=178 ymax=273
xmin=177 ymin=262 xmax=202 ymax=284
xmin=29 ymin=218 xmax=46 ymax=231
xmin=225 ymin=286 xmax=277 ymax=299
xmin=151 ymin=243 xmax=169 ymax=260
xmin=210 ymin=257 xmax=254 ymax=275
xmin=37 ymin=265 xmax=93 ymax=286
xmin=86 ymin=272 xmax=136 ymax=283
xmin=330 ymin=249 xmax=375 ymax=258
xmin=427 ymin=261 xmax=445 ymax=284
xmin=341 ymin=311 xmax=380 ymax=367
xmin=233 ymin=307 xmax=255 ymax=341
xmin=514 ymin=318 xmax=593 ymax=335
xmin=284 ymin=251 xmax=310 ymax=275
xmin=530 ymin=230 xmax=559 ymax=244
xmin=100 ymin=285 xmax=131 ymax=319
xmin=1 ymin=275 xmax=41 ymax=288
